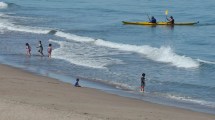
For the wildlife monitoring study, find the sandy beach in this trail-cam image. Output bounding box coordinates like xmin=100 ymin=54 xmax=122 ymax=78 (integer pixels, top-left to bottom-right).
xmin=0 ymin=64 xmax=214 ymax=120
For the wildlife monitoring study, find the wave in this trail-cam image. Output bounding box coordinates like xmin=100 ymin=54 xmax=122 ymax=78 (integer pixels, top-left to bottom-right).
xmin=52 ymin=31 xmax=199 ymax=68
xmin=55 ymin=31 xmax=95 ymax=42
xmin=0 ymin=2 xmax=20 ymax=9
xmin=166 ymin=93 xmax=215 ymax=108
xmin=197 ymin=59 xmax=215 ymax=65
xmin=49 ymin=39 xmax=124 ymax=69
xmin=0 ymin=2 xmax=8 ymax=9
xmin=0 ymin=16 xmax=51 ymax=34
xmin=0 ymin=15 xmax=200 ymax=68
xmin=93 ymin=40 xmax=199 ymax=68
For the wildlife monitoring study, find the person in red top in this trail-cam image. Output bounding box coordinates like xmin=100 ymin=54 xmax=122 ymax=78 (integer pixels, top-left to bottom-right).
xmin=47 ymin=43 xmax=52 ymax=58
xmin=25 ymin=43 xmax=31 ymax=56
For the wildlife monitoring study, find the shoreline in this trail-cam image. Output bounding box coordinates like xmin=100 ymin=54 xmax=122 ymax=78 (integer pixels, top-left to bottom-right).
xmin=0 ymin=63 xmax=215 ymax=120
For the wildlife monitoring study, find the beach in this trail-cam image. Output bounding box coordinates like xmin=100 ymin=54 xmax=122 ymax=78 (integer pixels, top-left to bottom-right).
xmin=1 ymin=0 xmax=215 ymax=114
xmin=0 ymin=64 xmax=214 ymax=120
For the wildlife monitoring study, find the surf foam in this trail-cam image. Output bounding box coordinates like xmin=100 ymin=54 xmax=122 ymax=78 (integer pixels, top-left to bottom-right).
xmin=0 ymin=14 xmax=52 ymax=34
xmin=93 ymin=39 xmax=199 ymax=68
xmin=49 ymin=39 xmax=124 ymax=69
xmin=55 ymin=31 xmax=95 ymax=42
xmin=0 ymin=14 xmax=200 ymax=68
xmin=0 ymin=20 xmax=50 ymax=34
xmin=0 ymin=2 xmax=8 ymax=9
xmin=53 ymin=30 xmax=199 ymax=68
xmin=166 ymin=94 xmax=215 ymax=108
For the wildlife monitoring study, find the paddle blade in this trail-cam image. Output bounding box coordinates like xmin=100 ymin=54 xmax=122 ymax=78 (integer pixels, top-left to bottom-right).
xmin=165 ymin=10 xmax=168 ymax=15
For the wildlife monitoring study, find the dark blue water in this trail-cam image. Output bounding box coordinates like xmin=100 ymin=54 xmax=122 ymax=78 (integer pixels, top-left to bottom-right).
xmin=0 ymin=0 xmax=215 ymax=114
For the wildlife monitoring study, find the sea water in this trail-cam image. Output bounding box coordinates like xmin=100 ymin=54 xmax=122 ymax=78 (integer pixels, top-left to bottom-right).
xmin=0 ymin=0 xmax=215 ymax=114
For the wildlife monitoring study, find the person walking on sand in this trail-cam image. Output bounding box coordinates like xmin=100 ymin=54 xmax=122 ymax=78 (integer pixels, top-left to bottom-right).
xmin=47 ymin=43 xmax=52 ymax=58
xmin=140 ymin=73 xmax=145 ymax=92
xmin=25 ymin=43 xmax=31 ymax=56
xmin=74 ymin=78 xmax=81 ymax=87
xmin=37 ymin=41 xmax=44 ymax=56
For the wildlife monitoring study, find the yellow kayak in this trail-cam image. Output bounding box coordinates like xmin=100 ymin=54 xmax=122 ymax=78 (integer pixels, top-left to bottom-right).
xmin=122 ymin=21 xmax=199 ymax=25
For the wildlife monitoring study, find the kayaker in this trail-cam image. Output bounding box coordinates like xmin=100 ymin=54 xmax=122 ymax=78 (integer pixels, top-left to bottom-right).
xmin=149 ymin=16 xmax=157 ymax=23
xmin=167 ymin=16 xmax=174 ymax=24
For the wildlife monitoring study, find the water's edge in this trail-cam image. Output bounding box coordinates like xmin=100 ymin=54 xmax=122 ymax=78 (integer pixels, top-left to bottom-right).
xmin=1 ymin=59 xmax=214 ymax=115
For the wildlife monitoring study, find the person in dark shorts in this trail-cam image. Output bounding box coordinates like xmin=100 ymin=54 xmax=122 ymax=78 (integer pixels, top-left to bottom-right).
xmin=37 ymin=41 xmax=44 ymax=56
xmin=140 ymin=73 xmax=145 ymax=92
xmin=74 ymin=78 xmax=81 ymax=87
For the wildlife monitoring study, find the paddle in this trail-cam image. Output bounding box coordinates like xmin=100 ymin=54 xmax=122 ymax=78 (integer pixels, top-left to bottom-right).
xmin=165 ymin=10 xmax=168 ymax=21
xmin=146 ymin=14 xmax=150 ymax=21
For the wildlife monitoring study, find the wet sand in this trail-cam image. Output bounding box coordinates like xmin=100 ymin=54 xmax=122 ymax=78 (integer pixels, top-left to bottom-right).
xmin=0 ymin=64 xmax=214 ymax=120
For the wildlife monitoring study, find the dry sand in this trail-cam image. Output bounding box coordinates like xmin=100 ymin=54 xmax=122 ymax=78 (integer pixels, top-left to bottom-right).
xmin=0 ymin=64 xmax=214 ymax=120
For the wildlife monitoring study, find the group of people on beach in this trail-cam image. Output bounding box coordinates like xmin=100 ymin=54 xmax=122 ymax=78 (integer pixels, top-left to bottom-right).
xmin=149 ymin=16 xmax=175 ymax=24
xmin=26 ymin=41 xmax=146 ymax=92
xmin=25 ymin=41 xmax=52 ymax=57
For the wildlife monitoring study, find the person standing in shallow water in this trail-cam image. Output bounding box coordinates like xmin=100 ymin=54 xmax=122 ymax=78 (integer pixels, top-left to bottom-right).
xmin=140 ymin=73 xmax=146 ymax=92
xmin=37 ymin=41 xmax=44 ymax=56
xmin=47 ymin=43 xmax=52 ymax=58
xmin=25 ymin=43 xmax=31 ymax=56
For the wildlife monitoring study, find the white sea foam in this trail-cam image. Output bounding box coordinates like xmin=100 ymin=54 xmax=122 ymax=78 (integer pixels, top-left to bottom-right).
xmin=0 ymin=14 xmax=200 ymax=68
xmin=49 ymin=39 xmax=124 ymax=69
xmin=0 ymin=20 xmax=50 ymax=34
xmin=55 ymin=31 xmax=95 ymax=42
xmin=166 ymin=94 xmax=215 ymax=108
xmin=0 ymin=14 xmax=51 ymax=34
xmin=0 ymin=2 xmax=8 ymax=9
xmin=93 ymin=39 xmax=199 ymax=68
xmin=53 ymin=31 xmax=199 ymax=68
xmin=197 ymin=59 xmax=215 ymax=65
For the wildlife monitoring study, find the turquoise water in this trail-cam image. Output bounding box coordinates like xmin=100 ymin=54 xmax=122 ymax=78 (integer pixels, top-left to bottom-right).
xmin=0 ymin=0 xmax=215 ymax=114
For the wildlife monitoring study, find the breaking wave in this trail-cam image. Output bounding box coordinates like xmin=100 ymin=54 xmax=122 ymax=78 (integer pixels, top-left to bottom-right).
xmin=0 ymin=14 xmax=200 ymax=68
xmin=0 ymin=2 xmax=8 ymax=9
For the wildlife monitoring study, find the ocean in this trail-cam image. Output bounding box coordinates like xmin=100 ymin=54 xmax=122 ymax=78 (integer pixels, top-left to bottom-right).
xmin=0 ymin=0 xmax=215 ymax=114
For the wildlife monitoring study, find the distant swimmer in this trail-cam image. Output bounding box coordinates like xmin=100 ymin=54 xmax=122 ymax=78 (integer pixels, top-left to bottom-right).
xmin=47 ymin=43 xmax=52 ymax=58
xmin=166 ymin=16 xmax=175 ymax=24
xmin=149 ymin=16 xmax=157 ymax=23
xmin=25 ymin=43 xmax=31 ymax=56
xmin=140 ymin=73 xmax=146 ymax=92
xmin=74 ymin=78 xmax=81 ymax=87
xmin=37 ymin=41 xmax=44 ymax=56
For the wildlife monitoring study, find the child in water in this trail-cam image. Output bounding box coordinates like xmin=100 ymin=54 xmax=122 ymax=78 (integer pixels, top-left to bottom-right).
xmin=37 ymin=41 xmax=44 ymax=56
xmin=25 ymin=43 xmax=31 ymax=56
xmin=47 ymin=44 xmax=52 ymax=58
xmin=74 ymin=78 xmax=81 ymax=87
xmin=140 ymin=73 xmax=145 ymax=92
